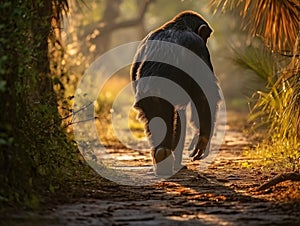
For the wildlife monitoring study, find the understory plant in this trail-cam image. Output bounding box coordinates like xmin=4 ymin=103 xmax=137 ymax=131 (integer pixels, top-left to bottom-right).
xmin=210 ymin=0 xmax=300 ymax=172
xmin=246 ymin=41 xmax=300 ymax=171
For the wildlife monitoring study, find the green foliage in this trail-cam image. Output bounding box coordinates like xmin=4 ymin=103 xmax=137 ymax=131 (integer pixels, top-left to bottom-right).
xmin=238 ymin=52 xmax=300 ymax=171
xmin=243 ymin=137 xmax=300 ymax=172
xmin=211 ymin=0 xmax=300 ymax=171
xmin=212 ymin=0 xmax=300 ymax=172
xmin=0 ymin=0 xmax=81 ymax=208
xmin=244 ymin=48 xmax=300 ymax=171
xmin=250 ymin=71 xmax=300 ymax=137
xmin=232 ymin=44 xmax=275 ymax=82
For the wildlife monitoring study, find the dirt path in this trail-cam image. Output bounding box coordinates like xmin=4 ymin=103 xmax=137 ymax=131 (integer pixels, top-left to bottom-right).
xmin=2 ymin=112 xmax=300 ymax=226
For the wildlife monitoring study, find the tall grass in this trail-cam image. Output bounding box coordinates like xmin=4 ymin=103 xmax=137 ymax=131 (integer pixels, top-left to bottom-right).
xmin=210 ymin=0 xmax=300 ymax=172
xmin=243 ymin=39 xmax=300 ymax=171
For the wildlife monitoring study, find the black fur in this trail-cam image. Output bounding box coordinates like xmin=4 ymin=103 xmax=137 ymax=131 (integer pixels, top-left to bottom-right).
xmin=130 ymin=11 xmax=217 ymax=166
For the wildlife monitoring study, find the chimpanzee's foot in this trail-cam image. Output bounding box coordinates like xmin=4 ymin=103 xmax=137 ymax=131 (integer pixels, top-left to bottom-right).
xmin=151 ymin=147 xmax=173 ymax=177
xmin=189 ymin=149 xmax=205 ymax=161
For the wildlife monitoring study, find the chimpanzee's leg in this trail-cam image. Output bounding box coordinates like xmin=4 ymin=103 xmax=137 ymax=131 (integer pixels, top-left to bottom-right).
xmin=172 ymin=109 xmax=186 ymax=171
xmin=135 ymin=97 xmax=175 ymax=176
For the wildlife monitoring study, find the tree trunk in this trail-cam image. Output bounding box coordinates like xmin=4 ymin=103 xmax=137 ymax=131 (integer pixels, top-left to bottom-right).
xmin=0 ymin=0 xmax=77 ymax=206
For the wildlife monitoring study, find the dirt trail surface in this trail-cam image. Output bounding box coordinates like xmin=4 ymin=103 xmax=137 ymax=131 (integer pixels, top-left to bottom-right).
xmin=2 ymin=111 xmax=300 ymax=226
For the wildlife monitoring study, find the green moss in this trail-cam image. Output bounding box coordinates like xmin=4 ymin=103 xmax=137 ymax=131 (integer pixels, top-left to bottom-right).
xmin=0 ymin=0 xmax=84 ymax=208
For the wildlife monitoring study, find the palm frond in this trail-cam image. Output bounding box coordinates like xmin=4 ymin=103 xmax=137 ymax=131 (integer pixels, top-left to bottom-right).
xmin=232 ymin=45 xmax=275 ymax=82
xmin=250 ymin=41 xmax=300 ymax=139
xmin=210 ymin=0 xmax=300 ymax=51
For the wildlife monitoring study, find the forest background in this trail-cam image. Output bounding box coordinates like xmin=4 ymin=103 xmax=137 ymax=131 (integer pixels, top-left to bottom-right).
xmin=0 ymin=0 xmax=299 ymax=208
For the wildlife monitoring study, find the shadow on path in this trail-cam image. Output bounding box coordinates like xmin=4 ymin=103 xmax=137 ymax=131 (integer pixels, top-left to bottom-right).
xmin=1 ymin=111 xmax=300 ymax=226
xmin=2 ymin=166 xmax=299 ymax=226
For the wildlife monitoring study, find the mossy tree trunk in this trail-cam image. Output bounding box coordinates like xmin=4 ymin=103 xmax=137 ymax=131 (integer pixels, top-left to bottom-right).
xmin=0 ymin=0 xmax=77 ymax=207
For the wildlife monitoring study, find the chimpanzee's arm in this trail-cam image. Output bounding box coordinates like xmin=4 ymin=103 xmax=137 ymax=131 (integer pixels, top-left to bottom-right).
xmin=177 ymin=32 xmax=218 ymax=160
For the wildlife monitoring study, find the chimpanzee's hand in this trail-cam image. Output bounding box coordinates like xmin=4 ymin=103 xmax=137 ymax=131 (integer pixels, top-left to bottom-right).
xmin=188 ymin=136 xmax=208 ymax=161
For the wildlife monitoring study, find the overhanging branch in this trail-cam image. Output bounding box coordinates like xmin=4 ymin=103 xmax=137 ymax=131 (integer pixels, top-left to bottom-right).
xmin=89 ymin=0 xmax=154 ymax=43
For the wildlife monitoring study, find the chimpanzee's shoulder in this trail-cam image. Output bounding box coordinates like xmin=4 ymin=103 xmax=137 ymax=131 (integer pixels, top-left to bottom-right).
xmin=147 ymin=29 xmax=205 ymax=47
xmin=146 ymin=29 xmax=173 ymax=41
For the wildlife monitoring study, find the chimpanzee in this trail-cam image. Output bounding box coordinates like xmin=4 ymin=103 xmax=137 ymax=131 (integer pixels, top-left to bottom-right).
xmin=130 ymin=10 xmax=218 ymax=177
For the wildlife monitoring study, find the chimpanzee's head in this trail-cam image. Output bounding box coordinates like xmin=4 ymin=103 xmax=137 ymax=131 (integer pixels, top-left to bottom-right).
xmin=172 ymin=10 xmax=213 ymax=43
